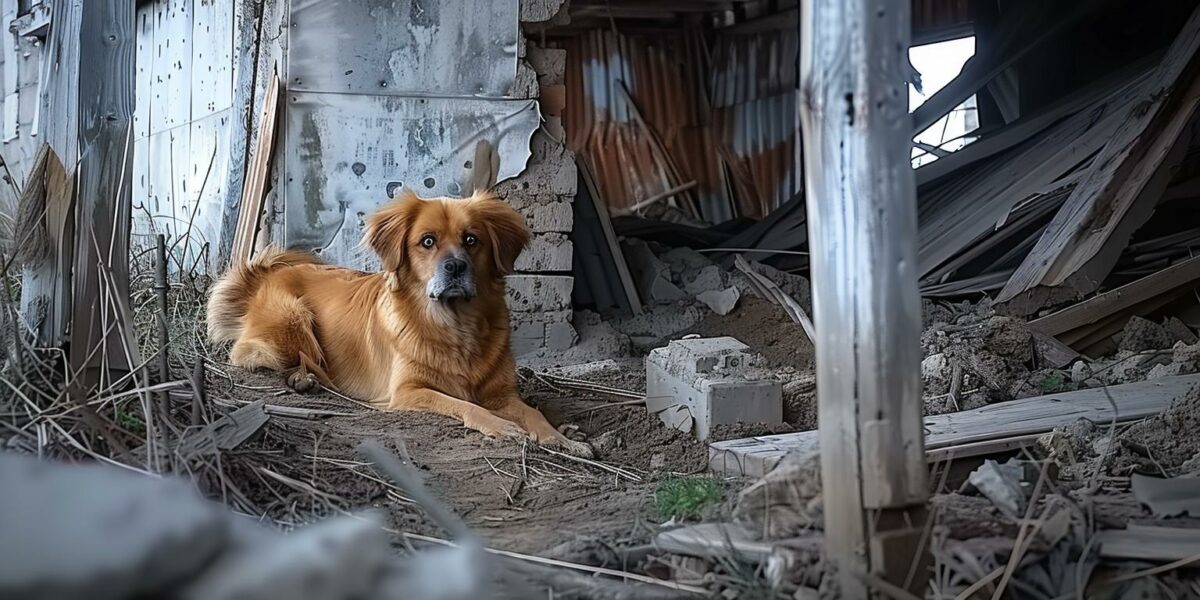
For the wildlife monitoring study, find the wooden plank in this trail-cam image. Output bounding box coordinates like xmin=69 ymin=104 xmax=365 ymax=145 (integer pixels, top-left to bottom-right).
xmin=69 ymin=0 xmax=140 ymax=381
xmin=1095 ymin=525 xmax=1200 ymax=561
xmin=711 ymin=373 xmax=1200 ymax=477
xmin=914 ymin=57 xmax=1157 ymax=187
xmin=799 ymin=0 xmax=927 ymax=595
xmin=1028 ymin=255 xmax=1200 ymax=338
xmin=579 ymin=161 xmax=642 ymax=315
xmin=998 ymin=6 xmax=1200 ymax=308
xmin=228 ymin=66 xmax=279 ymax=267
xmin=655 ymin=522 xmax=821 ymax=563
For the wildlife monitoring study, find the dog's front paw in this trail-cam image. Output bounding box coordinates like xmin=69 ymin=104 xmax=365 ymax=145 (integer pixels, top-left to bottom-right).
xmin=465 ymin=411 xmax=527 ymax=441
xmin=549 ymin=437 xmax=595 ymax=459
xmin=286 ymin=370 xmax=320 ymax=393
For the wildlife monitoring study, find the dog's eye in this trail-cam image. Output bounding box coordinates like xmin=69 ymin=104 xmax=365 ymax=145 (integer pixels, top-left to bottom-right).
xmin=420 ymin=235 xmax=436 ymax=249
xmin=464 ymin=233 xmax=478 ymax=247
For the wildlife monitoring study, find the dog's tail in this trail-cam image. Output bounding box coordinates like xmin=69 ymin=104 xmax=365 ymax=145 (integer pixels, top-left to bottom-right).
xmin=206 ymin=245 xmax=320 ymax=344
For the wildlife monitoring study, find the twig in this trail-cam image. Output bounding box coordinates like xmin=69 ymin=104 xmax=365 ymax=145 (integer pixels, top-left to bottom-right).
xmin=539 ymin=446 xmax=642 ymax=482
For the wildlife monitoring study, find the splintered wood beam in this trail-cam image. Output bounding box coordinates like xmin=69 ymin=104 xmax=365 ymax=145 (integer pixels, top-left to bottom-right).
xmin=997 ymin=6 xmax=1200 ymax=312
xmin=799 ymin=0 xmax=928 ymax=595
xmin=229 ymin=66 xmax=280 ymax=268
xmin=1027 ymin=254 xmax=1200 ymax=339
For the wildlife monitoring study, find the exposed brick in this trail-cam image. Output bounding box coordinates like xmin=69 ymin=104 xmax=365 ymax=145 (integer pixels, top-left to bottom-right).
xmin=508 ymin=60 xmax=539 ymax=99
xmin=506 ymin=275 xmax=573 ymax=312
xmin=520 ymin=0 xmax=569 ymax=24
xmin=515 ymin=233 xmax=572 ymax=272
xmin=510 ymin=309 xmax=574 ymax=355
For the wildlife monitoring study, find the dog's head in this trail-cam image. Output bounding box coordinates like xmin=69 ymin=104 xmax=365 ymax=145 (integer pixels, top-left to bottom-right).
xmin=364 ymin=189 xmax=530 ymax=303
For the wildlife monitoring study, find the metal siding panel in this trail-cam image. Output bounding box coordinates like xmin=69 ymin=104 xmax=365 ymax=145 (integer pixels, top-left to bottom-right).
xmin=149 ymin=0 xmax=192 ymax=134
xmin=185 ymin=109 xmax=232 ymax=272
xmin=145 ymin=125 xmax=190 ymax=243
xmin=134 ymin=5 xmax=154 ymax=139
xmin=283 ymin=91 xmax=538 ymax=268
xmin=190 ymin=0 xmax=234 ymax=120
xmin=288 ymin=0 xmax=518 ymax=97
xmin=131 ymin=135 xmax=153 ymax=240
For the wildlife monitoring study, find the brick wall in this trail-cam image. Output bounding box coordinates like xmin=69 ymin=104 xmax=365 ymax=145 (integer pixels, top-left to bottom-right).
xmin=499 ymin=0 xmax=577 ymax=356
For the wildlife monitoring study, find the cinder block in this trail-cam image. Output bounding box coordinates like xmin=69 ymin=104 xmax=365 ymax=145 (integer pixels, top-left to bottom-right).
xmin=506 ymin=275 xmax=573 ymax=312
xmin=510 ymin=309 xmax=575 ymax=355
xmin=515 ymin=233 xmax=572 ymax=272
xmin=645 ymin=337 xmax=782 ymax=441
xmin=504 ymin=195 xmax=572 ymax=233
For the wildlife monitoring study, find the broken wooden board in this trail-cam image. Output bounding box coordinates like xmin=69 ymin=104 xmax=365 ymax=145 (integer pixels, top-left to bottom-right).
xmin=655 ymin=522 xmax=821 ymax=563
xmin=177 ymin=400 xmax=269 ymax=457
xmin=1027 ymin=254 xmax=1200 ymax=339
xmin=229 ymin=66 xmax=279 ymax=268
xmin=998 ymin=5 xmax=1200 ymax=309
xmin=709 ymin=373 xmax=1200 ymax=477
xmin=1095 ymin=525 xmax=1200 ymax=561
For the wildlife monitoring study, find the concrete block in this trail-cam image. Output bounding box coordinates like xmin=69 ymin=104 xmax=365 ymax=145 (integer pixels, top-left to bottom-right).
xmin=506 ymin=275 xmax=573 ymax=312
xmin=646 ymin=337 xmax=782 ymax=441
xmin=511 ymin=309 xmax=575 ymax=355
xmin=515 ymin=233 xmax=573 ymax=272
xmin=507 ymin=196 xmax=572 ymax=233
xmin=623 ymin=239 xmax=687 ymax=304
xmin=528 ymin=47 xmax=566 ymax=84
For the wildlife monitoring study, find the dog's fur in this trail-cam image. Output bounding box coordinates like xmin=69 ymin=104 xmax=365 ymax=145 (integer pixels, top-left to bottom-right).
xmin=207 ymin=190 xmax=591 ymax=456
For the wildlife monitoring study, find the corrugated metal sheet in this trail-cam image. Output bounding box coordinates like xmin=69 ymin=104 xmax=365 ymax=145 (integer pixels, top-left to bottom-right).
xmin=289 ymin=0 xmax=518 ymax=97
xmin=562 ymin=29 xmax=734 ymax=223
xmin=282 ymin=93 xmax=539 ymax=267
xmin=562 ymin=23 xmax=800 ymax=223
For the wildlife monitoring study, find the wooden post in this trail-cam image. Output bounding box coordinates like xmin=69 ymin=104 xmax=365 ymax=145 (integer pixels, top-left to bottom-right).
xmin=799 ymin=0 xmax=929 ymax=596
xmin=21 ymin=0 xmax=138 ymax=385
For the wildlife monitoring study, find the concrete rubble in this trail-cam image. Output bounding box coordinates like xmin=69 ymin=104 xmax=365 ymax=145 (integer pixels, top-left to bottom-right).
xmin=0 ymin=453 xmax=400 ymax=600
xmin=645 ymin=337 xmax=782 ymax=441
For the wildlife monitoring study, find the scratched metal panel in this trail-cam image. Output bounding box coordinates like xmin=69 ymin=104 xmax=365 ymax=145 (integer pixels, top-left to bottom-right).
xmin=131 ymin=135 xmax=153 ymax=240
xmin=143 ymin=125 xmax=190 ymax=246
xmin=190 ymin=0 xmax=234 ymax=120
xmin=183 ymin=110 xmax=232 ymax=271
xmin=133 ymin=5 xmax=154 ymax=139
xmin=289 ymin=0 xmax=518 ymax=97
xmin=283 ymin=92 xmax=538 ymax=268
xmin=148 ymin=0 xmax=192 ymax=134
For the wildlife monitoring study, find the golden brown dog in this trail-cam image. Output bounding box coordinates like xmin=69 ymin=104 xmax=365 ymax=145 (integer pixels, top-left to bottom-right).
xmin=207 ymin=190 xmax=592 ymax=457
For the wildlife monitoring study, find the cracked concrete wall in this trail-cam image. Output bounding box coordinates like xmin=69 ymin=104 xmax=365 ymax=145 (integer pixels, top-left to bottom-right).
xmin=501 ymin=0 xmax=578 ymax=356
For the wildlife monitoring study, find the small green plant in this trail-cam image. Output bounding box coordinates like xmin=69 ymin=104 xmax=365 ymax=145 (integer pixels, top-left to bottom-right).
xmin=1038 ymin=372 xmax=1076 ymax=394
xmin=113 ymin=403 xmax=145 ymax=435
xmin=654 ymin=477 xmax=722 ymax=521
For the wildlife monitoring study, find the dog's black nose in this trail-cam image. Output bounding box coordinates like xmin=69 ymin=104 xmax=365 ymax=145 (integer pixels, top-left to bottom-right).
xmin=442 ymin=258 xmax=467 ymax=276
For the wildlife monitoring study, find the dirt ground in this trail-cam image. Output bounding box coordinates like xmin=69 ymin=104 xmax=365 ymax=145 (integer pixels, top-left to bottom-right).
xmin=202 ymin=357 xmax=729 ymax=558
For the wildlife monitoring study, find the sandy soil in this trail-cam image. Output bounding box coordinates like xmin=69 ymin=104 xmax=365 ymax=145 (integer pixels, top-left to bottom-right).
xmin=202 ymin=359 xmax=724 ymax=557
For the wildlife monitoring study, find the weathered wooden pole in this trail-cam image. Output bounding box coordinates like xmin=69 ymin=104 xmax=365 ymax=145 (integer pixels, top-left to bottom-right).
xmin=799 ymin=0 xmax=929 ymax=596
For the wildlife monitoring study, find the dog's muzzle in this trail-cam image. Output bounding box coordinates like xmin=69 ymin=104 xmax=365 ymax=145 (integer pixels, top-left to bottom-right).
xmin=427 ymin=250 xmax=477 ymax=301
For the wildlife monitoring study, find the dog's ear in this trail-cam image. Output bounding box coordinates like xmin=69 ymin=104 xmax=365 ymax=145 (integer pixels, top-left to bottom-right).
xmin=470 ymin=192 xmax=530 ymax=277
xmin=364 ymin=189 xmax=423 ymax=271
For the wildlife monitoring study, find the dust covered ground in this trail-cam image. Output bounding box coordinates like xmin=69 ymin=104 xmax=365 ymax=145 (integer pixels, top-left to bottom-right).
xmin=199 ymin=354 xmax=735 ymax=557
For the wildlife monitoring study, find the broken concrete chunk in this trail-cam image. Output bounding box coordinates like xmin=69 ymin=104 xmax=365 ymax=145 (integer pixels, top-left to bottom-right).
xmin=181 ymin=514 xmax=391 ymax=600
xmin=733 ymin=451 xmax=823 ymax=539
xmin=660 ymin=246 xmax=715 ymax=282
xmin=965 ymin=459 xmax=1028 ymax=519
xmin=623 ymin=240 xmax=688 ymax=305
xmin=645 ymin=337 xmax=782 ymax=441
xmin=682 ymin=265 xmax=723 ymax=296
xmin=1164 ymin=316 xmax=1199 ymax=345
xmin=1120 ymin=316 xmax=1173 ymax=353
xmin=0 ymin=454 xmax=228 ymax=600
xmin=697 ymin=286 xmax=740 ymax=316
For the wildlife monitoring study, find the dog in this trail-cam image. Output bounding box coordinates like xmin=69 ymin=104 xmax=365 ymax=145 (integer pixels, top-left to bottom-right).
xmin=207 ymin=190 xmax=592 ymax=457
